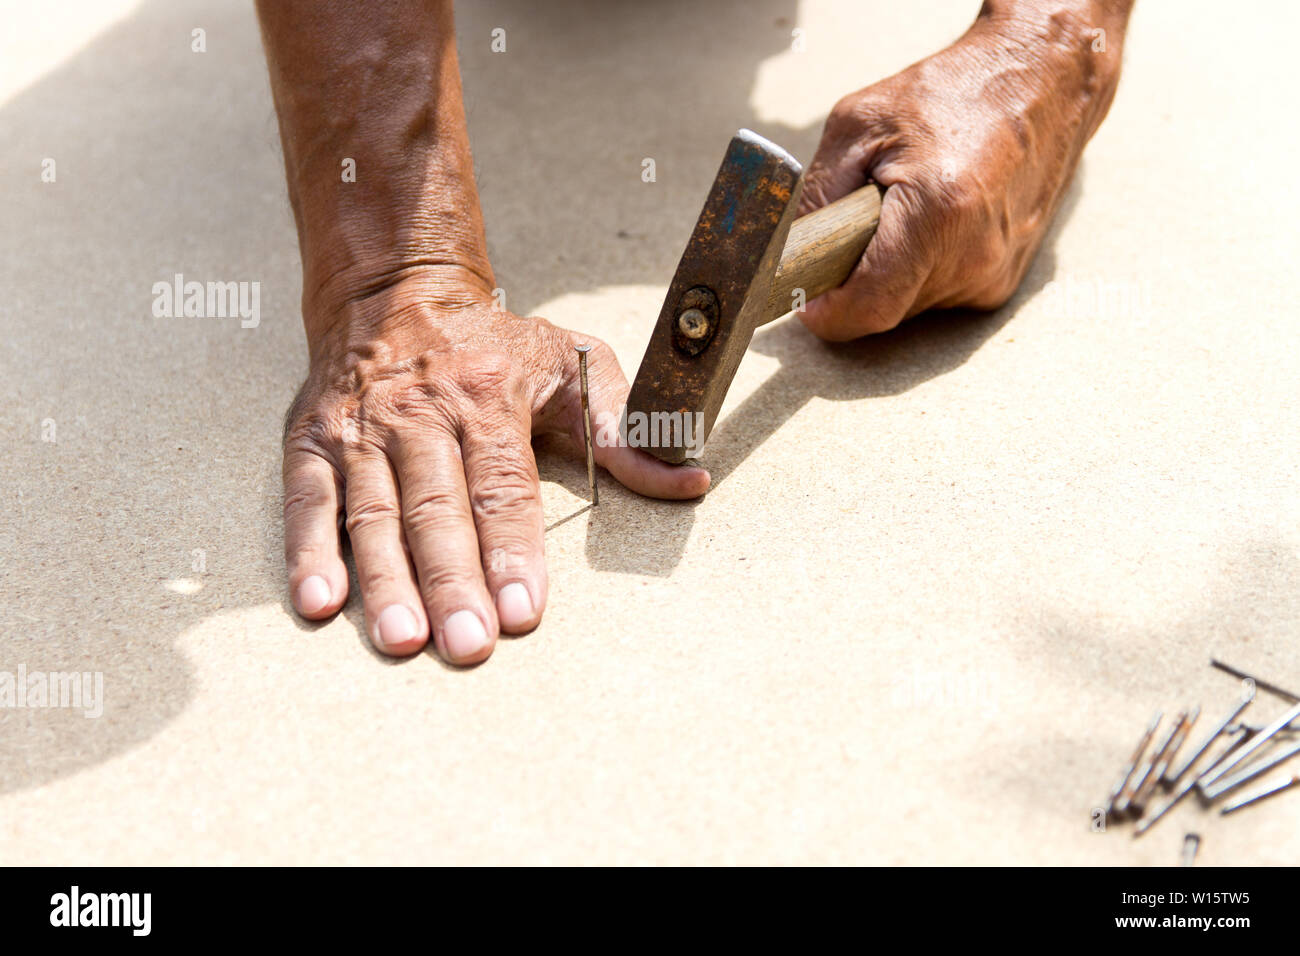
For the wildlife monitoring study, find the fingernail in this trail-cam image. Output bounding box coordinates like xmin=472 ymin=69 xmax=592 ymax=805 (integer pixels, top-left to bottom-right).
xmin=375 ymin=604 xmax=419 ymax=647
xmin=496 ymin=582 xmax=534 ymax=629
xmin=443 ymin=609 xmax=490 ymax=660
xmin=296 ymin=575 xmax=331 ymax=615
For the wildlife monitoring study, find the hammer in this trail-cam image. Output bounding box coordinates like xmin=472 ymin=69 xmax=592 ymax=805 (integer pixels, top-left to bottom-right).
xmin=623 ymin=129 xmax=882 ymax=463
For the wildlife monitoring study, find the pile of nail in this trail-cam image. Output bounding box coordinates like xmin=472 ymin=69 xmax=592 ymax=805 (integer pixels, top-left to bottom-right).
xmin=1104 ymin=660 xmax=1300 ymax=837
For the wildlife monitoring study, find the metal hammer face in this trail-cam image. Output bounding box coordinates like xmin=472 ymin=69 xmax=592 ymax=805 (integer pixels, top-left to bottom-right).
xmin=623 ymin=130 xmax=803 ymax=464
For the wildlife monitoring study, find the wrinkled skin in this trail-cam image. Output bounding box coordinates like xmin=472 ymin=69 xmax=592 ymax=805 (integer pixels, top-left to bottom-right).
xmin=260 ymin=0 xmax=1129 ymax=666
xmin=798 ymin=5 xmax=1127 ymax=340
xmin=282 ymin=272 xmax=708 ymax=664
xmin=258 ymin=1 xmax=707 ymax=666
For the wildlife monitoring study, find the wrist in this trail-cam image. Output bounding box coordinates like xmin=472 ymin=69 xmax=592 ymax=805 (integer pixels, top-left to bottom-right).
xmin=301 ymin=239 xmax=495 ymax=330
xmin=303 ymin=264 xmax=496 ymax=367
xmin=293 ymin=160 xmax=496 ymax=324
xmin=964 ymin=0 xmax=1129 ymax=140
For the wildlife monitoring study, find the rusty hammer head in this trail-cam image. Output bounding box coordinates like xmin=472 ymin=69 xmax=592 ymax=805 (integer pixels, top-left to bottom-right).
xmin=622 ymin=129 xmax=803 ymax=464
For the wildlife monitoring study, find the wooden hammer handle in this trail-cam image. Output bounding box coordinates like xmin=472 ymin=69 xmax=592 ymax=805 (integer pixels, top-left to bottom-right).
xmin=764 ymin=183 xmax=882 ymax=325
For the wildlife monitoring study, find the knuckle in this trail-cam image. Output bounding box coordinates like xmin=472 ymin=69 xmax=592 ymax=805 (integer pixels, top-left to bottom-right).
xmin=799 ymin=311 xmax=839 ymax=341
xmin=845 ymin=310 xmax=902 ymax=339
xmin=283 ymin=482 xmax=334 ymax=517
xmin=453 ymin=352 xmax=518 ymax=396
xmin=925 ymin=165 xmax=985 ymax=226
xmin=402 ymin=486 xmax=465 ymax=529
xmin=285 ymin=413 xmax=334 ymax=452
xmin=417 ymin=565 xmax=481 ymax=604
xmin=484 ymin=545 xmax=531 ymax=578
xmin=471 ymin=471 xmax=539 ymax=520
xmin=282 ymin=383 xmax=323 ymax=447
xmin=826 ymin=95 xmax=862 ymax=134
xmin=391 ymin=382 xmax=440 ymax=417
xmin=799 ymin=167 xmax=838 ymax=213
xmin=392 ymin=378 xmax=458 ymax=429
xmin=357 ymin=562 xmax=403 ymax=597
xmin=286 ymin=405 xmax=371 ymax=460
xmin=285 ymin=540 xmax=334 ymax=571
xmin=344 ymin=496 xmax=400 ymax=535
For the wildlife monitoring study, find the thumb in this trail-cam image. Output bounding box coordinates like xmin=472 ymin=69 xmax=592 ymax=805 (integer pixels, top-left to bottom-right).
xmin=555 ymin=335 xmax=711 ymax=501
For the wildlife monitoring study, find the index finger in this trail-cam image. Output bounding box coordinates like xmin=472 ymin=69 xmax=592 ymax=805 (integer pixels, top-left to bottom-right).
xmin=799 ymin=184 xmax=935 ymax=341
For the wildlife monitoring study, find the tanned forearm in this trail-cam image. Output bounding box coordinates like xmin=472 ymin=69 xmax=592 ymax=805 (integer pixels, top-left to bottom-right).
xmin=255 ymin=0 xmax=494 ymax=347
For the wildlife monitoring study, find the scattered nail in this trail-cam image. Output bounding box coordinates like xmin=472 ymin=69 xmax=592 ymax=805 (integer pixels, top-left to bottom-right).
xmin=1155 ymin=705 xmax=1200 ymax=789
xmin=1134 ymin=727 xmax=1248 ymax=836
xmin=1131 ymin=707 xmax=1191 ymax=812
xmin=1210 ymin=658 xmax=1300 ymax=703
xmin=1203 ymin=736 xmax=1300 ymax=801
xmin=1220 ymin=773 xmax=1300 ymax=815
xmin=1198 ymin=700 xmax=1300 ymax=789
xmin=1166 ymin=682 xmax=1255 ymax=785
xmin=1119 ymin=712 xmax=1178 ymax=817
xmin=1116 ymin=663 xmax=1300 ymax=840
xmin=1108 ymin=711 xmax=1162 ymax=818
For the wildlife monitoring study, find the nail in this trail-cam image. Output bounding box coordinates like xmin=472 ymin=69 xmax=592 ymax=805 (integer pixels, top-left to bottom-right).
xmin=296 ymin=575 xmax=331 ymax=615
xmin=375 ymin=604 xmax=419 ymax=647
xmin=1154 ymin=705 xmax=1200 ymax=790
xmin=496 ymin=582 xmax=534 ymax=630
xmin=1110 ymin=711 xmax=1162 ymax=818
xmin=443 ymin=609 xmax=490 ymax=660
xmin=1198 ymin=699 xmax=1300 ymax=789
xmin=1220 ymin=773 xmax=1300 ymax=815
xmin=1134 ymin=728 xmax=1249 ymax=837
xmin=1165 ymin=681 xmax=1255 ymax=785
xmin=1202 ymin=736 xmax=1300 ymax=800
xmin=1130 ymin=708 xmax=1189 ymax=813
xmin=575 ymin=344 xmax=598 ymax=506
xmin=1210 ymin=658 xmax=1300 ymax=703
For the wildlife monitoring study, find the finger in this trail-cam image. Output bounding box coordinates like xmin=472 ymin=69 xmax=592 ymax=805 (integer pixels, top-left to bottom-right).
xmin=283 ymin=445 xmax=348 ymax=619
xmin=598 ymin=441 xmax=711 ymax=500
xmin=392 ymin=427 xmax=498 ymax=666
xmin=462 ymin=411 xmax=547 ymax=635
xmin=574 ymin=343 xmax=711 ymax=500
xmin=799 ymin=183 xmax=935 ymax=341
xmin=798 ymin=99 xmax=880 ymax=217
xmin=342 ymin=447 xmax=430 ymax=656
xmin=799 ymin=145 xmax=871 ymax=217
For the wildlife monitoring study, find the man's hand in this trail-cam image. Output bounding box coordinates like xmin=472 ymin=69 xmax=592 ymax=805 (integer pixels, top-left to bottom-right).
xmin=799 ymin=0 xmax=1133 ymax=340
xmin=283 ymin=271 xmax=706 ymax=664
xmin=258 ymin=0 xmax=706 ymax=664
